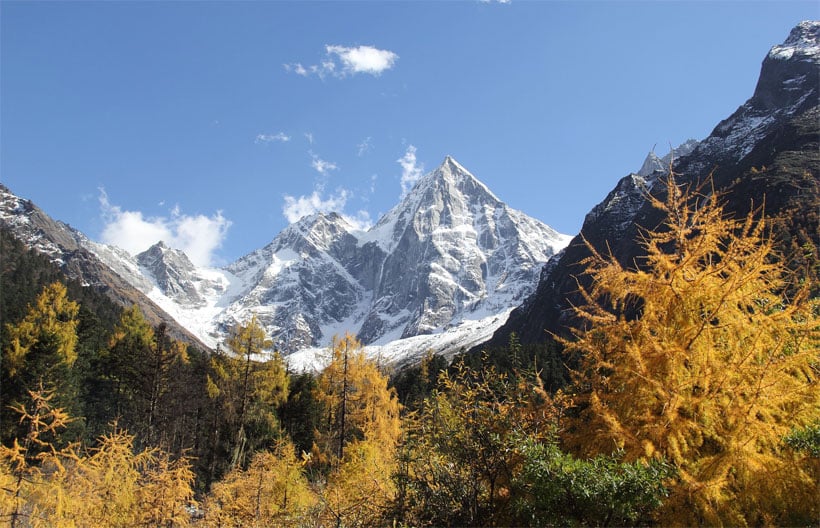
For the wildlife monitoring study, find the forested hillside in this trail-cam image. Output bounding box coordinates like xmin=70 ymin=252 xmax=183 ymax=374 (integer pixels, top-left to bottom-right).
xmin=2 ymin=176 xmax=817 ymax=526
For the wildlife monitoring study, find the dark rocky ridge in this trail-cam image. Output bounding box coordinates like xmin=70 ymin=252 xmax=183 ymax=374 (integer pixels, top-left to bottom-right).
xmin=479 ymin=21 xmax=820 ymax=353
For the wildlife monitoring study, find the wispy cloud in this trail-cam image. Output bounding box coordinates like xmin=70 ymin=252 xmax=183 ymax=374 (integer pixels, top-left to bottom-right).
xmin=283 ymin=63 xmax=309 ymax=76
xmin=282 ymin=188 xmax=349 ymax=223
xmin=98 ymin=189 xmax=231 ymax=267
xmin=310 ymin=153 xmax=338 ymax=175
xmin=398 ymin=145 xmax=424 ymax=196
xmin=282 ymin=186 xmax=374 ymax=232
xmin=357 ymin=137 xmax=373 ymax=157
xmin=255 ymin=132 xmax=290 ymax=144
xmin=285 ymin=45 xmax=398 ymax=79
xmin=304 ymin=132 xmax=314 ymax=145
xmin=479 ymin=0 xmax=511 ymax=4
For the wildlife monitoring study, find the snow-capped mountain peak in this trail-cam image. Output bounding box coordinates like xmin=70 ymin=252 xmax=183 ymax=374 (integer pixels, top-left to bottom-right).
xmin=64 ymin=157 xmax=570 ymax=359
xmin=768 ymin=20 xmax=820 ymax=62
xmin=637 ymin=151 xmax=665 ymax=178
xmin=354 ymin=156 xmax=570 ymax=344
xmin=423 ymin=155 xmax=501 ymax=202
xmin=136 ymin=241 xmax=204 ymax=306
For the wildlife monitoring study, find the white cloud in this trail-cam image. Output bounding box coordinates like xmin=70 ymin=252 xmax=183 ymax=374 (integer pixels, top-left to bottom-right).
xmin=282 ymin=188 xmax=350 ymax=223
xmin=357 ymin=137 xmax=373 ymax=157
xmin=282 ymin=187 xmax=374 ymax=232
xmin=304 ymin=132 xmax=314 ymax=145
xmin=398 ymin=145 xmax=424 ymax=196
xmin=311 ymin=154 xmax=338 ymax=175
xmin=255 ymin=132 xmax=290 ymax=144
xmin=98 ymin=189 xmax=231 ymax=267
xmin=344 ymin=210 xmax=373 ymax=232
xmin=326 ymin=45 xmax=398 ymax=76
xmin=284 ymin=44 xmax=398 ymax=79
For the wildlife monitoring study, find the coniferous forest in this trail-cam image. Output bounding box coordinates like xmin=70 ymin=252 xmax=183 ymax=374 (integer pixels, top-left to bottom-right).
xmin=1 ymin=176 xmax=818 ymax=526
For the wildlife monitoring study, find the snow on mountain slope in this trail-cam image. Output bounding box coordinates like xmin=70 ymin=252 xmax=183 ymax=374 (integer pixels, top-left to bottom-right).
xmin=356 ymin=156 xmax=570 ymax=344
xmin=693 ymin=21 xmax=819 ymax=167
xmin=74 ymin=157 xmax=571 ymax=362
xmin=219 ymin=212 xmax=368 ymax=352
xmin=286 ymin=309 xmax=515 ymax=373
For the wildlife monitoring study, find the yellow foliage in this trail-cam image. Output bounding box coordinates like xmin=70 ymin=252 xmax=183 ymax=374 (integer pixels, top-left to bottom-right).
xmin=3 ymin=282 xmax=79 ymax=378
xmin=318 ymin=437 xmax=397 ymax=527
xmin=308 ymin=334 xmax=403 ymax=525
xmin=0 ymin=389 xmax=77 ymax=527
xmin=399 ymin=361 xmax=564 ymax=525
xmin=210 ymin=314 xmax=289 ymax=470
xmin=313 ymin=333 xmax=402 ymax=464
xmin=202 ymin=438 xmax=315 ymax=527
xmin=108 ymin=304 xmax=154 ymax=351
xmin=0 ymin=390 xmax=195 ymax=527
xmin=66 ymin=429 xmax=195 ymax=527
xmin=564 ymin=174 xmax=820 ymax=525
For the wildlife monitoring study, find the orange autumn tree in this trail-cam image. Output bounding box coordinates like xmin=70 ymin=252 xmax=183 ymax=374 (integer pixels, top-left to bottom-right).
xmin=312 ymin=333 xmax=402 ymax=527
xmin=0 ymin=389 xmax=195 ymax=528
xmin=563 ymin=174 xmax=819 ymax=526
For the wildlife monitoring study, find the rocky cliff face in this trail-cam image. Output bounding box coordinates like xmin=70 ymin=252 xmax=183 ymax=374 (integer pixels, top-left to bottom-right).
xmin=481 ymin=21 xmax=820 ymax=352
xmin=354 ymin=156 xmax=570 ymax=344
xmin=220 ymin=212 xmax=368 ymax=352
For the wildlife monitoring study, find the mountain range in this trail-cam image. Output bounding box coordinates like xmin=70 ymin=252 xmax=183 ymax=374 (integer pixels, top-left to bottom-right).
xmin=1 ymin=157 xmax=571 ymax=365
xmin=2 ymin=21 xmax=817 ymax=370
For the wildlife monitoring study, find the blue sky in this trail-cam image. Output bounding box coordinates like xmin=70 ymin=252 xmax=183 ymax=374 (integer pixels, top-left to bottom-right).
xmin=2 ymin=1 xmax=816 ymax=266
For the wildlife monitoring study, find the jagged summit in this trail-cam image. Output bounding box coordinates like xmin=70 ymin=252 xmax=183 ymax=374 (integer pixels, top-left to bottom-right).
xmin=744 ymin=20 xmax=819 ymax=114
xmin=769 ymin=20 xmax=820 ymax=62
xmin=367 ymin=156 xmax=505 ymax=250
xmin=637 ymin=151 xmax=665 ymax=178
xmin=422 ymin=155 xmax=500 ymax=201
xmin=637 ymin=139 xmax=700 ymax=177
xmin=354 ymin=157 xmax=569 ymax=344
xmin=274 ymin=211 xmax=353 ymax=253
xmin=686 ymin=22 xmax=820 ymax=168
xmin=136 ymin=241 xmax=204 ymax=307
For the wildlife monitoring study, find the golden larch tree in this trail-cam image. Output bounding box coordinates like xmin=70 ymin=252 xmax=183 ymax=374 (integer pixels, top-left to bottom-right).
xmin=208 ymin=314 xmax=288 ymax=471
xmin=312 ymin=333 xmax=402 ymax=526
xmin=564 ymin=174 xmax=819 ymax=526
xmin=0 ymin=389 xmax=195 ymax=528
xmin=313 ymin=333 xmax=402 ymax=462
xmin=201 ymin=438 xmax=315 ymax=527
